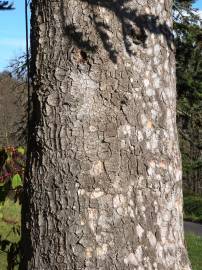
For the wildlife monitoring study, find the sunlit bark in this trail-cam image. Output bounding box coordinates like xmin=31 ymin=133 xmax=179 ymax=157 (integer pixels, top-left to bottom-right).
xmin=20 ymin=0 xmax=191 ymax=269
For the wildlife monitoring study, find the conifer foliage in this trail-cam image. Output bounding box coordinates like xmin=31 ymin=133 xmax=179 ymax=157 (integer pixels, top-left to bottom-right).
xmin=0 ymin=1 xmax=13 ymax=10
xmin=174 ymin=0 xmax=202 ymax=194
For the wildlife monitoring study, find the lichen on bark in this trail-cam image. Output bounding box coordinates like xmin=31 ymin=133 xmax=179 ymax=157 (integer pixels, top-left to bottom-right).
xmin=20 ymin=0 xmax=191 ymax=269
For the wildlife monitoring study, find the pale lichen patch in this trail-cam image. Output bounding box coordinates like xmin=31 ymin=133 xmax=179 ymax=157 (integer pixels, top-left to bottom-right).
xmin=141 ymin=114 xmax=147 ymax=125
xmin=147 ymin=120 xmax=153 ymax=129
xmin=137 ymin=130 xmax=144 ymax=142
xmin=98 ymin=213 xmax=110 ymax=229
xmin=144 ymin=79 xmax=150 ymax=87
xmin=91 ymin=188 xmax=104 ymax=199
xmin=153 ymin=262 xmax=158 ymax=269
xmin=159 ymin=160 xmax=167 ymax=169
xmin=135 ymin=246 xmax=143 ymax=262
xmin=153 ymin=200 xmax=158 ymax=213
xmin=85 ymin=247 xmax=93 ymax=258
xmin=160 ymin=226 xmax=168 ymax=243
xmin=163 ymin=210 xmax=171 ymax=222
xmin=89 ymin=125 xmax=97 ymax=132
xmin=121 ymin=139 xmax=126 ymax=148
xmin=90 ymin=161 xmax=103 ymax=176
xmin=78 ymin=189 xmax=85 ymax=196
xmin=151 ymin=109 xmax=158 ymax=120
xmin=118 ymin=124 xmax=132 ymax=137
xmin=147 ymin=166 xmax=155 ymax=176
xmin=146 ymin=88 xmax=155 ymax=97
xmin=154 ymin=44 xmax=160 ymax=55
xmin=113 ymin=194 xmax=126 ymax=208
xmin=128 ymin=206 xmax=135 ymax=217
xmin=133 ymin=92 xmax=140 ymax=99
xmin=45 ymin=103 xmax=52 ymax=116
xmin=147 ymin=231 xmax=157 ymax=247
xmin=117 ymin=207 xmax=124 ymax=215
xmin=153 ymin=77 xmax=160 ymax=89
xmin=164 ymin=60 xmax=169 ymax=71
xmin=136 ymin=224 xmax=144 ymax=239
xmin=112 ymin=176 xmax=123 ymax=192
xmin=70 ymin=72 xmax=99 ymax=119
xmin=147 ymin=47 xmax=153 ymax=55
xmin=88 ymin=208 xmax=98 ymax=233
xmin=154 ymin=57 xmax=160 ymax=65
xmin=137 ymin=266 xmax=144 ymax=270
xmin=129 ymin=199 xmax=134 ymax=206
xmin=95 ymin=234 xmax=101 ymax=242
xmin=47 ymin=93 xmax=58 ymax=107
xmin=124 ymin=253 xmax=138 ymax=265
xmin=156 ymin=242 xmax=163 ymax=261
xmin=176 ymin=169 xmax=182 ymax=182
xmin=96 ymin=244 xmax=108 ymax=258
xmin=122 ymin=125 xmax=131 ymax=137
xmin=80 ymin=219 xmax=85 ymax=225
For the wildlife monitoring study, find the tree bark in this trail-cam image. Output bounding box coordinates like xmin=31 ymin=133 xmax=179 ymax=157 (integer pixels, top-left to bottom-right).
xmin=21 ymin=0 xmax=191 ymax=269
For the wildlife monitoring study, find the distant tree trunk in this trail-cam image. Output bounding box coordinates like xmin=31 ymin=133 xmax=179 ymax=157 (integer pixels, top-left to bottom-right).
xmin=0 ymin=73 xmax=27 ymax=147
xmin=20 ymin=0 xmax=191 ymax=269
xmin=180 ymin=113 xmax=202 ymax=195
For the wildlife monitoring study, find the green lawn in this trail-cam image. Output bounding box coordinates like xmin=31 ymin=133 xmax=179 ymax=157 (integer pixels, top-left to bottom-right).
xmin=185 ymin=233 xmax=202 ymax=270
xmin=183 ymin=194 xmax=202 ymax=269
xmin=0 ymin=199 xmax=21 ymax=270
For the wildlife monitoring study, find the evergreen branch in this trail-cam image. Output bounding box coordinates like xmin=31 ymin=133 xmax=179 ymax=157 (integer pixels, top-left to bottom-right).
xmin=178 ymin=128 xmax=202 ymax=150
xmin=0 ymin=1 xmax=14 ymax=10
xmin=177 ymin=109 xmax=191 ymax=117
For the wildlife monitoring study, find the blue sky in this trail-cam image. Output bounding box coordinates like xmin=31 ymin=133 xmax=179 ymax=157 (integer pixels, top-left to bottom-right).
xmin=0 ymin=0 xmax=30 ymax=71
xmin=193 ymin=0 xmax=202 ymax=9
xmin=0 ymin=0 xmax=202 ymax=71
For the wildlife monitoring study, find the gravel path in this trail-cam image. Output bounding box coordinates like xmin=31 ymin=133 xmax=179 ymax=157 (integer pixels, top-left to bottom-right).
xmin=184 ymin=221 xmax=202 ymax=237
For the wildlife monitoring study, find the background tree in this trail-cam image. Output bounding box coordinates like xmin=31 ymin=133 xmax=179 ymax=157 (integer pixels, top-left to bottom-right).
xmin=173 ymin=0 xmax=202 ymax=194
xmin=0 ymin=1 xmax=13 ymax=10
xmin=20 ymin=0 xmax=191 ymax=269
xmin=0 ymin=72 xmax=27 ymax=147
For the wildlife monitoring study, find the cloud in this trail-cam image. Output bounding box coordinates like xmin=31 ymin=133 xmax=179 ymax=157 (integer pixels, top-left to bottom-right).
xmin=197 ymin=10 xmax=202 ymax=19
xmin=0 ymin=37 xmax=25 ymax=48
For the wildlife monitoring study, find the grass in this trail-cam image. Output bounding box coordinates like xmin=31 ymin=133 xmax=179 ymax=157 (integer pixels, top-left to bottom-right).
xmin=184 ymin=195 xmax=202 ymax=223
xmin=185 ymin=233 xmax=202 ymax=270
xmin=183 ymin=194 xmax=202 ymax=268
xmin=0 ymin=199 xmax=21 ymax=270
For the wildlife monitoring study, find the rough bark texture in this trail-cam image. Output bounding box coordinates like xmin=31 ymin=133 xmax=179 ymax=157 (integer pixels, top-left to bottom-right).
xmin=21 ymin=0 xmax=191 ymax=269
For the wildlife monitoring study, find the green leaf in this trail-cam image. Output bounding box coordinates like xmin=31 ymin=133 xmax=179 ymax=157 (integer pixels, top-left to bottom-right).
xmin=11 ymin=174 xmax=22 ymax=189
xmin=17 ymin=147 xmax=25 ymax=155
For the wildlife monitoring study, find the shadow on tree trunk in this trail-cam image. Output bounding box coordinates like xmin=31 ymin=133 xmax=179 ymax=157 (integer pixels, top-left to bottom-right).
xmin=60 ymin=0 xmax=174 ymax=63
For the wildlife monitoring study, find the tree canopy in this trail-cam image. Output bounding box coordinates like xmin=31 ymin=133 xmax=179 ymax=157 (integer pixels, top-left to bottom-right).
xmin=0 ymin=1 xmax=14 ymax=10
xmin=174 ymin=0 xmax=202 ymax=194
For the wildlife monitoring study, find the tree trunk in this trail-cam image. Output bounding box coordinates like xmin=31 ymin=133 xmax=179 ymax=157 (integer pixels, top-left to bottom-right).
xmin=21 ymin=0 xmax=191 ymax=269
